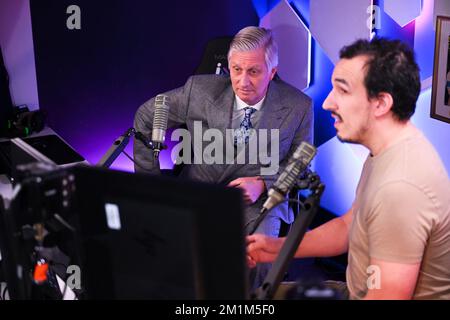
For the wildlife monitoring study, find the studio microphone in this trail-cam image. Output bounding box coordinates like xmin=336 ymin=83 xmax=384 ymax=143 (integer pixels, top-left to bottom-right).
xmin=152 ymin=94 xmax=170 ymax=159
xmin=249 ymin=141 xmax=317 ymax=235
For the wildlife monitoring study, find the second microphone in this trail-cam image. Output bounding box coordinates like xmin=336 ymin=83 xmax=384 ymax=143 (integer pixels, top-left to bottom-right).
xmin=152 ymin=94 xmax=170 ymax=160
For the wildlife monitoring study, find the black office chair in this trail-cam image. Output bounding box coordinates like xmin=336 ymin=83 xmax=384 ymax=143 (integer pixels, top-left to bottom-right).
xmin=194 ymin=36 xmax=233 ymax=76
xmin=162 ymin=36 xmax=234 ymax=178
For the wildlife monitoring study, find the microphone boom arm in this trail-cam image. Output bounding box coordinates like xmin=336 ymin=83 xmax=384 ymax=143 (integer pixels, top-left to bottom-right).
xmin=97 ymin=128 xmax=164 ymax=168
xmin=253 ymin=175 xmax=325 ymax=300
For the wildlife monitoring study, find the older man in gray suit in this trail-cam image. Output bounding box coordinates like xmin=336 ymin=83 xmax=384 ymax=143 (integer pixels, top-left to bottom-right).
xmin=134 ymin=26 xmax=313 ymax=288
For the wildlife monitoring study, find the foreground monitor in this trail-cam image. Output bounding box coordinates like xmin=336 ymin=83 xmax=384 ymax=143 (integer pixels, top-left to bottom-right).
xmin=72 ymin=166 xmax=248 ymax=299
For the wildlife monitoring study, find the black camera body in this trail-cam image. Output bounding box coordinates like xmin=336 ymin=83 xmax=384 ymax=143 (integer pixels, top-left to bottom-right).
xmin=1 ymin=47 xmax=45 ymax=139
xmin=3 ymin=106 xmax=46 ymax=138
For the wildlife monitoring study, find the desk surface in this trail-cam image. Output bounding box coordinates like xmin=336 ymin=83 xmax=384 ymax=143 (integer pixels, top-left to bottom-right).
xmin=0 ymin=126 xmax=57 ymax=143
xmin=0 ymin=127 xmax=88 ymax=203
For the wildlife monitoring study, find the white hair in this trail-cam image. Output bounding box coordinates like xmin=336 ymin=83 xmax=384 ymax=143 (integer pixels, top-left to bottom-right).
xmin=227 ymin=26 xmax=278 ymax=71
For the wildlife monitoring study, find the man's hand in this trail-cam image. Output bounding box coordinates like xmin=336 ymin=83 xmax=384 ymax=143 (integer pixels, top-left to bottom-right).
xmin=246 ymin=234 xmax=285 ymax=268
xmin=227 ymin=176 xmax=265 ymax=205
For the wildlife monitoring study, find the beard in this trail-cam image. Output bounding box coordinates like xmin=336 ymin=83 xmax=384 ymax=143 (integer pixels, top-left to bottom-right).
xmin=336 ymin=134 xmax=361 ymax=145
xmin=335 ymin=117 xmax=371 ymax=145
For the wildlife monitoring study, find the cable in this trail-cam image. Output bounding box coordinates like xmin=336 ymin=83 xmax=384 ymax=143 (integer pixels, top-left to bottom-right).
xmin=244 ymin=201 xmax=282 ymax=231
xmin=287 ymin=198 xmax=306 ymax=211
xmin=1 ymin=284 xmax=7 ymax=300
xmin=246 ymin=198 xmax=306 ymax=233
xmin=53 ymin=214 xmax=76 ymax=233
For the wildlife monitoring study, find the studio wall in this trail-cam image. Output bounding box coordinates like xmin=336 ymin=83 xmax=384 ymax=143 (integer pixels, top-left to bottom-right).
xmin=29 ymin=0 xmax=258 ymax=170
xmin=0 ymin=0 xmax=39 ymax=110
xmin=1 ymin=0 xmax=449 ymax=217
xmin=255 ymin=0 xmax=450 ymax=215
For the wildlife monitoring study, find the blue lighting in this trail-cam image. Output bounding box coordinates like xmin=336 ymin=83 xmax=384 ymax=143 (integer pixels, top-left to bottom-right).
xmin=251 ymin=0 xmax=450 ymax=218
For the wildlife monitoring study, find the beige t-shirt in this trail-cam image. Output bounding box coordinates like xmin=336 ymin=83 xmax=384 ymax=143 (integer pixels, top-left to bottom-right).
xmin=347 ymin=132 xmax=450 ymax=299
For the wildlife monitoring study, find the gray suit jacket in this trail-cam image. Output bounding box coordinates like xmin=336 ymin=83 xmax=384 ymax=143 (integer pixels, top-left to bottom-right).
xmin=133 ymin=74 xmax=313 ymax=232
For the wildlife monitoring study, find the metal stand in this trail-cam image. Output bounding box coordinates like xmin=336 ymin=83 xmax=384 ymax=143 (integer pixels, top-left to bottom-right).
xmin=252 ymin=172 xmax=325 ymax=300
xmin=96 ymin=128 xmax=164 ymax=168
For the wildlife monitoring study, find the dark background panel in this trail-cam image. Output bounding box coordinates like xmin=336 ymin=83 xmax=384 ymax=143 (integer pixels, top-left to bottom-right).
xmin=30 ymin=0 xmax=258 ymax=170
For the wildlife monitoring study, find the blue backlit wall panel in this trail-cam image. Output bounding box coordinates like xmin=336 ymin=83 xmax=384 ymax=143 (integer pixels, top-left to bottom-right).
xmin=260 ymin=0 xmax=311 ymax=91
xmin=253 ymin=0 xmax=450 ymax=216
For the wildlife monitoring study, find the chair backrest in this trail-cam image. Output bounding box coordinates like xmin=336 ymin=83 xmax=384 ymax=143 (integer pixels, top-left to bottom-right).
xmin=194 ymin=36 xmax=233 ymax=75
xmin=164 ymin=36 xmax=233 ymax=177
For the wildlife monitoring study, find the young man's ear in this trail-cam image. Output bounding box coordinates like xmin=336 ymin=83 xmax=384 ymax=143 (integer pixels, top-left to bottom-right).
xmin=373 ymin=92 xmax=394 ymax=117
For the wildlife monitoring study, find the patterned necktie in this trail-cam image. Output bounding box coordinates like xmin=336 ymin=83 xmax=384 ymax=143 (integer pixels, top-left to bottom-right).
xmin=234 ymin=107 xmax=257 ymax=146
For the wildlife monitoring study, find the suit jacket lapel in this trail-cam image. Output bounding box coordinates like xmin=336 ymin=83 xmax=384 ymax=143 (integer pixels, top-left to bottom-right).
xmin=217 ymin=80 xmax=291 ymax=182
xmin=258 ymin=80 xmax=291 ymax=132
xmin=203 ymin=82 xmax=235 ymax=182
xmin=205 ymin=83 xmax=234 ymax=134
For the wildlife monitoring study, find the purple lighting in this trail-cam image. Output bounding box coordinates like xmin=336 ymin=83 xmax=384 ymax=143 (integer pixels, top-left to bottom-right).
xmin=77 ymin=127 xmax=177 ymax=173
xmin=414 ymin=0 xmax=435 ymax=81
xmin=0 ymin=0 xmax=39 ymax=110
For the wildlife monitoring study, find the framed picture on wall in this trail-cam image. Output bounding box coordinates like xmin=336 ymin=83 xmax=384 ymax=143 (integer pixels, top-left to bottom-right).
xmin=431 ymin=16 xmax=450 ymax=124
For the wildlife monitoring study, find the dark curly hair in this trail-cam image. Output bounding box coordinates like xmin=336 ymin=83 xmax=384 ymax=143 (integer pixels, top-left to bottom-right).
xmin=339 ymin=38 xmax=420 ymax=121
